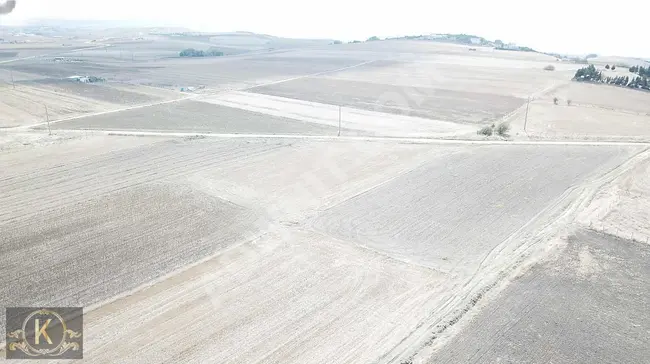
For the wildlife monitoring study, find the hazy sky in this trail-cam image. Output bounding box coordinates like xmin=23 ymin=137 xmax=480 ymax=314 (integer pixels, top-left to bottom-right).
xmin=2 ymin=0 xmax=648 ymax=57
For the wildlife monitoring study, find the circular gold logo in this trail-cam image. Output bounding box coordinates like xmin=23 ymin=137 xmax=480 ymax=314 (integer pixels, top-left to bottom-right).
xmin=7 ymin=308 xmax=82 ymax=357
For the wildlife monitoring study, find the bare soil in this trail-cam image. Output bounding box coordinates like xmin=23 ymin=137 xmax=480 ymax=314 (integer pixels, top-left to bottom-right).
xmin=427 ymin=229 xmax=650 ymax=364
xmin=2 ymin=37 xmax=649 ymax=364
xmin=250 ymin=76 xmax=524 ymax=124
xmin=50 ymin=99 xmax=346 ymax=135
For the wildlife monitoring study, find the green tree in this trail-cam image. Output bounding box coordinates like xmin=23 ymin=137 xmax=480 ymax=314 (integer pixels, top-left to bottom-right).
xmin=573 ymin=64 xmax=602 ymax=82
xmin=366 ymin=36 xmax=380 ymax=42
xmin=605 ymin=64 xmax=610 ymax=69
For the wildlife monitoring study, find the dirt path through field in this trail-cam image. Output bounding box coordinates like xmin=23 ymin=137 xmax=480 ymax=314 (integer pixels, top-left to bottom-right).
xmin=41 ymin=128 xmax=650 ymax=147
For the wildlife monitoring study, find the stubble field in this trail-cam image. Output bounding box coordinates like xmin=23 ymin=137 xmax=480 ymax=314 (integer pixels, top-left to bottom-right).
xmin=1 ymin=35 xmax=650 ymax=364
xmin=313 ymin=145 xmax=635 ymax=270
xmin=1 ymin=134 xmax=642 ymax=363
xmin=250 ymin=76 xmax=524 ymax=124
xmin=50 ymin=99 xmax=347 ymax=135
xmin=519 ymin=89 xmax=650 ymax=140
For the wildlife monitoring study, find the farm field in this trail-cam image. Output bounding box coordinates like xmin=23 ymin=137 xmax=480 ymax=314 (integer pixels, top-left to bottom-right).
xmin=0 ymin=43 xmax=98 ymax=62
xmin=50 ymin=99 xmax=348 ymax=135
xmin=2 ymin=33 xmax=650 ymax=364
xmin=22 ymin=80 xmax=182 ymax=104
xmin=427 ymin=229 xmax=650 ymax=364
xmin=0 ymin=137 xmax=447 ymax=356
xmin=2 ymin=130 xmax=643 ymax=363
xmin=554 ymin=81 xmax=650 ymax=115
xmin=2 ymin=50 xmax=371 ymax=90
xmin=517 ymin=92 xmax=650 ymax=140
xmin=312 ymin=145 xmax=637 ymax=270
xmin=200 ymin=91 xmax=475 ymax=137
xmin=38 ymin=229 xmax=446 ymax=364
xmin=250 ymin=76 xmax=525 ymax=124
xmin=320 ymin=57 xmax=575 ymax=98
xmin=0 ymin=84 xmax=114 ymax=128
xmin=0 ymin=132 xmax=170 ymax=169
xmin=247 ymin=45 xmax=578 ymax=125
xmin=577 ymin=149 xmax=650 ymax=243
xmin=0 ymin=82 xmax=181 ymax=128
xmin=0 ymin=137 xmax=286 ymax=333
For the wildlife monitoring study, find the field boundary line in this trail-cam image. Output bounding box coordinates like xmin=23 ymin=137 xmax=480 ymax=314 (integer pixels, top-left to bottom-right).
xmin=242 ymin=60 xmax=377 ymax=90
xmin=0 ymin=229 xmax=273 ymax=351
xmin=13 ymin=94 xmax=200 ymax=130
xmin=11 ymin=60 xmax=376 ymax=131
xmin=407 ymin=146 xmax=650 ymax=363
xmin=46 ymin=129 xmax=650 ymax=146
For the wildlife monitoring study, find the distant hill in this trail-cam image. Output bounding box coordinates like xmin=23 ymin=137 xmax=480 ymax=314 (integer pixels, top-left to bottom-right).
xmin=155 ymin=31 xmax=334 ymax=50
xmin=588 ymin=56 xmax=650 ymax=68
xmin=383 ymin=33 xmax=536 ymax=51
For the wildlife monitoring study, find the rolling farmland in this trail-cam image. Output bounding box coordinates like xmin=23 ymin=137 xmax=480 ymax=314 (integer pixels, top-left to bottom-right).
xmin=1 ymin=31 xmax=650 ymax=364
xmin=2 ymin=136 xmax=643 ymax=363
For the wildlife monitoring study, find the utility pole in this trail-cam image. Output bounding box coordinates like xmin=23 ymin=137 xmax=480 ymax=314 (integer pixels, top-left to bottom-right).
xmin=523 ymin=96 xmax=531 ymax=132
xmin=45 ymin=105 xmax=51 ymax=136
xmin=338 ymin=105 xmax=342 ymax=137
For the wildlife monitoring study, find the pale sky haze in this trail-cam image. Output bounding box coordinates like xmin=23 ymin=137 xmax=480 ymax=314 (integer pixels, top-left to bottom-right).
xmin=2 ymin=0 xmax=648 ymax=57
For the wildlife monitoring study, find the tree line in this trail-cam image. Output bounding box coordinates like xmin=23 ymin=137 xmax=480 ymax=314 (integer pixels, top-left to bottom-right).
xmin=573 ymin=64 xmax=650 ymax=91
xmin=629 ymin=65 xmax=650 ymax=77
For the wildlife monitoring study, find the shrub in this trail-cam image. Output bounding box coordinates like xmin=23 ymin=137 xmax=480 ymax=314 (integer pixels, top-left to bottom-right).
xmin=205 ymin=48 xmax=224 ymax=57
xmin=496 ymin=122 xmax=510 ymax=136
xmin=605 ymin=64 xmax=610 ymax=69
xmin=611 ymin=65 xmax=616 ymax=70
xmin=543 ymin=64 xmax=555 ymax=71
xmin=567 ymin=99 xmax=572 ymax=106
xmin=477 ymin=126 xmax=493 ymax=136
xmin=179 ymin=48 xmax=201 ymax=57
xmin=553 ymin=97 xmax=559 ymax=105
xmin=179 ymin=48 xmax=223 ymax=57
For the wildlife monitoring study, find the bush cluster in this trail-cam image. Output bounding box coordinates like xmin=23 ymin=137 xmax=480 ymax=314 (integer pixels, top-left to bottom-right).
xmin=179 ymin=48 xmax=224 ymax=57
